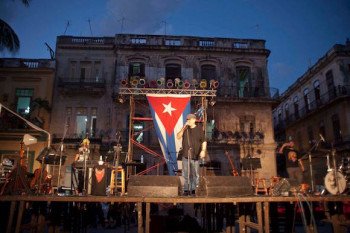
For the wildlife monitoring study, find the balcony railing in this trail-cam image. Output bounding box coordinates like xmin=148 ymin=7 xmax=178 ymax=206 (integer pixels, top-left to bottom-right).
xmin=0 ymin=58 xmax=55 ymax=69
xmin=283 ymin=85 xmax=350 ymax=126
xmin=216 ymin=85 xmax=279 ymax=100
xmin=58 ymin=77 xmax=106 ymax=87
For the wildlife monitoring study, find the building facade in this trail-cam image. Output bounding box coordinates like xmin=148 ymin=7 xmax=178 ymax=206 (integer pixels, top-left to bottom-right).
xmin=0 ymin=58 xmax=55 ymax=172
xmin=51 ymin=34 xmax=279 ymax=187
xmin=273 ymin=40 xmax=350 ymax=186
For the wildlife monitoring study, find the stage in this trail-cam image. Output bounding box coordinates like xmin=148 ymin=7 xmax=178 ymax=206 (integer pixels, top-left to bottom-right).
xmin=1 ymin=194 xmax=350 ymax=233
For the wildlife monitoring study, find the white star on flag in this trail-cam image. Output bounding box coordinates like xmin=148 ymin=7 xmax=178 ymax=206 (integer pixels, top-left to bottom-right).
xmin=162 ymin=102 xmax=176 ymax=116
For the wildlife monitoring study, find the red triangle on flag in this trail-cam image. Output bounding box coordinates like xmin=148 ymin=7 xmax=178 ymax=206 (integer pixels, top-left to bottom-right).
xmin=147 ymin=95 xmax=190 ymax=136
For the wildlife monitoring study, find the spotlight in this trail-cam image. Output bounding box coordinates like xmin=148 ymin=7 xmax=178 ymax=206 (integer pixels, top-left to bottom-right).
xmin=157 ymin=77 xmax=165 ymax=87
xmin=130 ymin=76 xmax=139 ymax=87
xmin=139 ymin=78 xmax=146 ymax=87
xmin=210 ymin=79 xmax=219 ymax=89
xmin=209 ymin=97 xmax=216 ymax=106
xmin=118 ymin=95 xmax=125 ymax=104
xmin=149 ymin=80 xmax=157 ymax=88
xmin=183 ymin=79 xmax=191 ymax=89
xmin=174 ymin=78 xmax=183 ymax=88
xmin=166 ymin=79 xmax=174 ymax=88
xmin=121 ymin=79 xmax=128 ymax=87
xmin=199 ymin=79 xmax=207 ymax=89
xmin=191 ymin=79 xmax=199 ymax=88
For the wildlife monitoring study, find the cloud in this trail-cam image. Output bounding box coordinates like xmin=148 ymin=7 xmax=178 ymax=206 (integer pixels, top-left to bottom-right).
xmin=98 ymin=0 xmax=183 ymax=35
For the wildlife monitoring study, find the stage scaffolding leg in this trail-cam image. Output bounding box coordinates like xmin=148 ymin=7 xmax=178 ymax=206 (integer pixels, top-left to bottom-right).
xmin=238 ymin=202 xmax=263 ymax=233
xmin=15 ymin=201 xmax=25 ymax=233
xmin=137 ymin=202 xmax=144 ymax=233
xmin=145 ymin=202 xmax=150 ymax=233
xmin=127 ymin=96 xmax=135 ymax=178
xmin=6 ymin=201 xmax=16 ymax=233
xmin=263 ymin=201 xmax=270 ymax=233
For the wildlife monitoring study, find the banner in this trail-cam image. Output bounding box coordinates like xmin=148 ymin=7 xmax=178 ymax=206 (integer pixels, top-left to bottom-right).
xmin=146 ymin=94 xmax=191 ymax=175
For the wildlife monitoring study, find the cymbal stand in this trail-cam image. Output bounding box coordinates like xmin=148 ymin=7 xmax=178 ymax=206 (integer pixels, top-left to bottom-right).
xmin=305 ymin=137 xmax=323 ymax=193
xmin=331 ymin=148 xmax=340 ymax=194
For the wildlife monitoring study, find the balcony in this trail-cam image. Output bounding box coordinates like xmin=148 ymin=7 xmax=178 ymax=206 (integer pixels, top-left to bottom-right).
xmin=0 ymin=58 xmax=55 ymax=69
xmin=216 ymin=85 xmax=280 ymax=102
xmin=285 ymin=85 xmax=350 ymax=126
xmin=58 ymin=77 xmax=106 ymax=96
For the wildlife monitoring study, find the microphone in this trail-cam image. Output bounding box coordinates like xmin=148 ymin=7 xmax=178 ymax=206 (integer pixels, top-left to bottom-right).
xmin=319 ymin=134 xmax=325 ymax=142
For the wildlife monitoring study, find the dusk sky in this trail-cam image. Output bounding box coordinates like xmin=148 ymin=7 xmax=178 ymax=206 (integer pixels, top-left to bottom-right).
xmin=1 ymin=0 xmax=349 ymax=93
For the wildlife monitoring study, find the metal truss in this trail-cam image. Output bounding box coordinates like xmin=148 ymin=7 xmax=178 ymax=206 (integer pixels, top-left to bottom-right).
xmin=118 ymin=87 xmax=217 ymax=97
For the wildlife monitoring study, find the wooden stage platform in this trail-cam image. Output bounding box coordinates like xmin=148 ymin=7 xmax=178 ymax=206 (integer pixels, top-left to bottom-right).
xmin=1 ymin=194 xmax=350 ymax=233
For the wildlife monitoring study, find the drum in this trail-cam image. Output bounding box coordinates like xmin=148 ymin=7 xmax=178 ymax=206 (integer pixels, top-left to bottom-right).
xmin=324 ymin=170 xmax=347 ymax=195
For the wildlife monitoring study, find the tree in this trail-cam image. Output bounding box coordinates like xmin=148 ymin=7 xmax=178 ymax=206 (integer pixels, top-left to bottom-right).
xmin=0 ymin=0 xmax=30 ymax=53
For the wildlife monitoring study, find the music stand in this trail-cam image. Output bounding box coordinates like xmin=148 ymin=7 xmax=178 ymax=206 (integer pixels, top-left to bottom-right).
xmin=242 ymin=157 xmax=261 ymax=184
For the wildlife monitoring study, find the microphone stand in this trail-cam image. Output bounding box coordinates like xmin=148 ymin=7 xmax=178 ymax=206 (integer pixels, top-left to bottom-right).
xmin=57 ymin=124 xmax=68 ymax=193
xmin=304 ymin=137 xmax=323 ymax=193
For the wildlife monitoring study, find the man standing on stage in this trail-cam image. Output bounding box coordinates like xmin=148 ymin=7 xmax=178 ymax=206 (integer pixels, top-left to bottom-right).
xmin=177 ymin=113 xmax=207 ymax=195
xmin=279 ymin=139 xmax=305 ymax=184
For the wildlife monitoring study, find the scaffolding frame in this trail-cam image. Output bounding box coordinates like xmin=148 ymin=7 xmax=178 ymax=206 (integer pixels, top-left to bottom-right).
xmin=118 ymin=87 xmax=216 ymax=178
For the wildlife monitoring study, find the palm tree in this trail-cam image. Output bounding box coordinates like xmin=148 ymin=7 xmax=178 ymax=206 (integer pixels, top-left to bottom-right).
xmin=0 ymin=0 xmax=30 ymax=53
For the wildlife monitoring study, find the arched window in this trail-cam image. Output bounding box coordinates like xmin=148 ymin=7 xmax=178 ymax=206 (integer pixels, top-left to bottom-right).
xmin=284 ymin=103 xmax=289 ymax=121
xmin=293 ymin=96 xmax=299 ymax=119
xmin=201 ymin=64 xmax=216 ymax=82
xmin=326 ymin=70 xmax=336 ymax=99
xmin=313 ymin=80 xmax=321 ymax=103
xmin=128 ymin=62 xmax=145 ymax=77
xmin=236 ymin=66 xmax=251 ymax=97
xmin=303 ymin=88 xmax=310 ymax=111
xmin=165 ymin=63 xmax=181 ymax=82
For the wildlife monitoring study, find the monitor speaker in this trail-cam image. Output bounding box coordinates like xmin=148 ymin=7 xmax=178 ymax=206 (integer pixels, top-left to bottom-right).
xmin=196 ymin=176 xmax=253 ymax=197
xmin=127 ymin=175 xmax=181 ymax=197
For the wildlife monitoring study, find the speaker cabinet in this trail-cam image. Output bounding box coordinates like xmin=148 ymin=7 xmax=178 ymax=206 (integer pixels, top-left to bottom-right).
xmin=196 ymin=176 xmax=253 ymax=197
xmin=127 ymin=175 xmax=181 ymax=197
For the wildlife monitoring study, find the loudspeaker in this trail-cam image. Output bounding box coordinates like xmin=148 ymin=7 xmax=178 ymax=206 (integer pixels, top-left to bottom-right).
xmin=127 ymin=175 xmax=181 ymax=197
xmin=196 ymin=176 xmax=253 ymax=197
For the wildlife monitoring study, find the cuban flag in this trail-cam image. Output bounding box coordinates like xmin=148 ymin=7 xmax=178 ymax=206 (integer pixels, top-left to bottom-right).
xmin=146 ymin=94 xmax=191 ymax=175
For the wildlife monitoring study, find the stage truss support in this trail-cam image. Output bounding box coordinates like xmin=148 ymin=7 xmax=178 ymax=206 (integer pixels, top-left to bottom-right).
xmin=118 ymin=88 xmax=217 ymax=178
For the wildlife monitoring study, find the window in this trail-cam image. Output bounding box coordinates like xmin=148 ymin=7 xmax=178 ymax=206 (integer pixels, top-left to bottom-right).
xmin=131 ymin=38 xmax=146 ymax=44
xmin=319 ymin=121 xmax=326 ymax=139
xmin=76 ymin=108 xmax=87 ymax=138
xmin=128 ymin=62 xmax=145 ymax=77
xmin=70 ymin=61 xmax=77 ymax=80
xmin=201 ymin=65 xmax=216 ymax=82
xmin=332 ymin=114 xmax=342 ymax=142
xmin=94 ymin=61 xmax=101 ymax=82
xmin=236 ymin=66 xmax=251 ymax=97
xmin=91 ymin=108 xmax=97 ymax=138
xmin=165 ymin=64 xmax=181 ymax=82
xmin=16 ymin=88 xmax=34 ymax=115
xmin=303 ymin=88 xmax=310 ymax=111
xmin=199 ymin=40 xmax=215 ymax=47
xmin=233 ymin=42 xmax=249 ymax=48
xmin=313 ymin=80 xmax=321 ymax=104
xmin=326 ymin=70 xmax=336 ymax=99
xmin=165 ymin=39 xmax=181 ymax=46
xmin=277 ymin=109 xmax=282 ymax=124
xmin=80 ymin=62 xmax=92 ymax=81
xmin=66 ymin=107 xmax=72 ymax=127
xmin=293 ymin=96 xmax=299 ymax=119
xmin=307 ymin=126 xmax=314 ymax=144
xmin=284 ymin=103 xmax=289 ymax=121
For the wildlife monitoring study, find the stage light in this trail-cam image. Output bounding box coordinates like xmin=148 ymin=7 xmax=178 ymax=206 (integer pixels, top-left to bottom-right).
xmin=139 ymin=78 xmax=146 ymax=87
xmin=210 ymin=79 xmax=219 ymax=89
xmin=174 ymin=78 xmax=183 ymax=88
xmin=23 ymin=134 xmax=37 ymax=146
xmin=149 ymin=80 xmax=157 ymax=88
xmin=118 ymin=95 xmax=125 ymax=104
xmin=199 ymin=79 xmax=207 ymax=89
xmin=166 ymin=79 xmax=174 ymax=88
xmin=121 ymin=79 xmax=128 ymax=87
xmin=130 ymin=76 xmax=139 ymax=87
xmin=157 ymin=77 xmax=165 ymax=87
xmin=183 ymin=79 xmax=191 ymax=89
xmin=191 ymin=79 xmax=199 ymax=88
xmin=209 ymin=97 xmax=216 ymax=106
